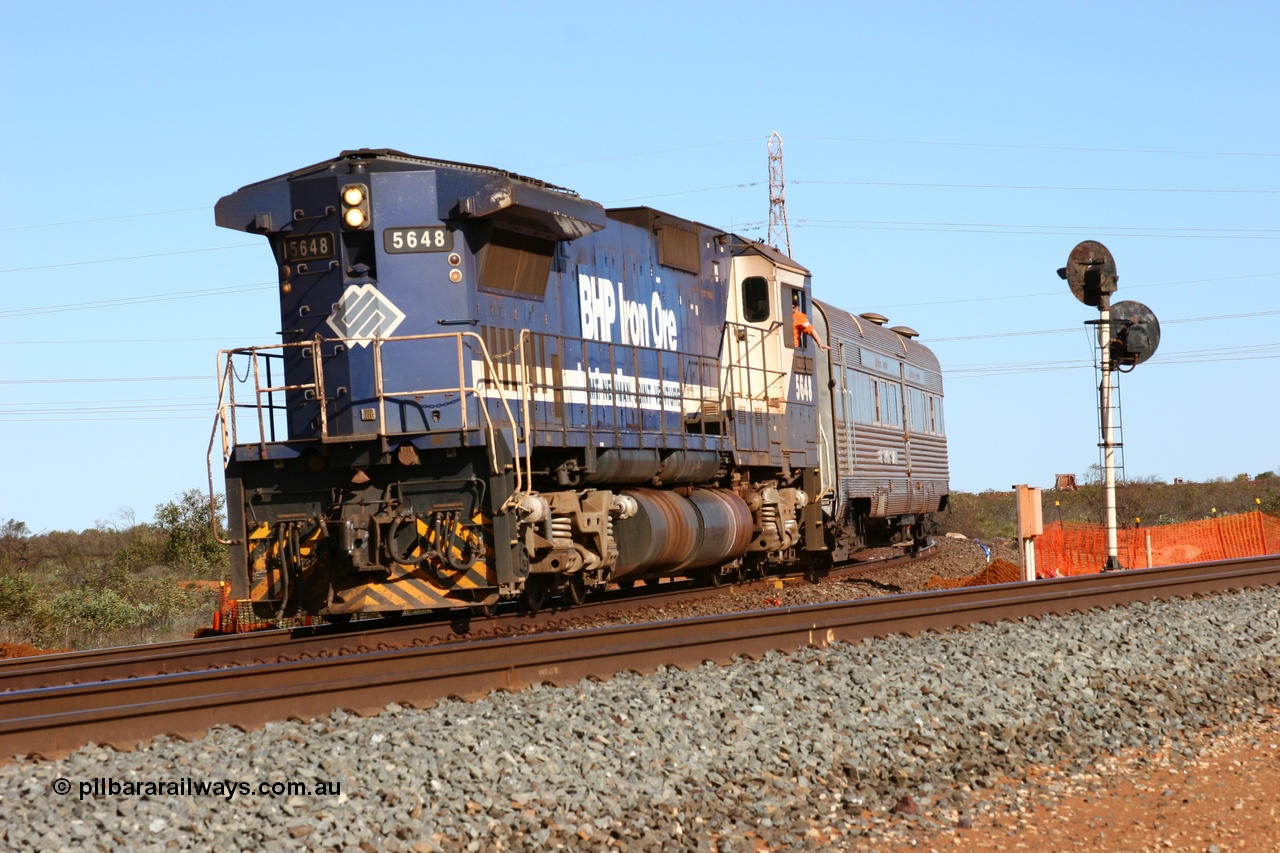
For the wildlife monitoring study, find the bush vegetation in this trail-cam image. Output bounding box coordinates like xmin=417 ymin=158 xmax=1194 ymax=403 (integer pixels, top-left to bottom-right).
xmin=0 ymin=490 xmax=226 ymax=651
xmin=943 ymin=470 xmax=1280 ymax=541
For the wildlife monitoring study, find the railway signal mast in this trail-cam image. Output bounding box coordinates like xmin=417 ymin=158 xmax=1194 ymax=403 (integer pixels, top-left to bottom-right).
xmin=767 ymin=131 xmax=792 ymax=257
xmin=1058 ymin=241 xmax=1161 ymax=571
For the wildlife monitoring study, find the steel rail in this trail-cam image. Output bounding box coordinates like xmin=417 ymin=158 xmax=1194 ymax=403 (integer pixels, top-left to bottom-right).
xmin=0 ymin=573 xmax=805 ymax=691
xmin=4 ymin=554 xmax=1274 ymax=764
xmin=0 ymin=548 xmax=919 ymax=692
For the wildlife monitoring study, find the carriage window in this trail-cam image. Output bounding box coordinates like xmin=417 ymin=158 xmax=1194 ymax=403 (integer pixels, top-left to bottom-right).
xmin=885 ymin=383 xmax=901 ymax=427
xmin=907 ymin=387 xmax=928 ymax=431
xmin=849 ymin=369 xmax=875 ymax=424
xmin=906 ymin=388 xmax=944 ymax=434
xmin=741 ymin=276 xmax=770 ymax=322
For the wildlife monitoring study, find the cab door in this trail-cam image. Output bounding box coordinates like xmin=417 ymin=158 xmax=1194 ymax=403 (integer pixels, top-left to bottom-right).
xmin=723 ymin=250 xmax=808 ymax=459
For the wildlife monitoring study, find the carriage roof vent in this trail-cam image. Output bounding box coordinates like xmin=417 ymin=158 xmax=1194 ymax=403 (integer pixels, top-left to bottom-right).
xmin=859 ymin=312 xmax=889 ymax=325
xmin=890 ymin=326 xmax=919 ymax=339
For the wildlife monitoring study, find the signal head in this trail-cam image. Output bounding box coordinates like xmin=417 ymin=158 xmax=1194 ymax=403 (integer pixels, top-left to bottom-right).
xmin=1061 ymin=241 xmax=1118 ymax=307
xmin=1107 ymin=300 xmax=1161 ymax=367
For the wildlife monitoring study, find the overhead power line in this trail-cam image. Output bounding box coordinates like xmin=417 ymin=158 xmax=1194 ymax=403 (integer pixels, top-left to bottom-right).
xmin=790 ymin=135 xmax=1280 ymax=159
xmin=0 ymin=336 xmax=269 ymax=346
xmin=0 ymin=403 xmax=207 ymax=415
xmin=0 ymin=395 xmax=206 ymax=407
xmin=604 ymin=181 xmax=764 ymax=204
xmin=869 ymin=272 xmax=1280 ymax=310
xmin=0 ymin=207 xmax=206 ymax=232
xmin=0 ymin=376 xmax=206 ymax=385
xmin=797 ymin=221 xmax=1280 ymax=241
xmin=948 ymin=348 xmax=1280 ymax=379
xmin=791 ymin=179 xmax=1279 ymax=195
xmin=927 ymin=307 xmax=1280 ymax=344
xmin=0 ymin=243 xmax=259 ymax=274
xmin=0 ymin=282 xmax=275 ymax=319
xmin=799 ymin=217 xmax=1278 ymax=235
xmin=0 ymin=414 xmax=209 ymax=423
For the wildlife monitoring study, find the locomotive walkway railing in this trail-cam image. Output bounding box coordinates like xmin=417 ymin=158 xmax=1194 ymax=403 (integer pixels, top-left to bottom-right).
xmin=487 ymin=329 xmax=727 ymax=445
xmin=206 ymin=320 xmax=794 ymax=542
xmin=205 ymin=331 xmax=530 ymax=541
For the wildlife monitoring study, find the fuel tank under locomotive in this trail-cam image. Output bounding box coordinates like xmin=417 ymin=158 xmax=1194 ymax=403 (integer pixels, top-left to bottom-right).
xmin=517 ymin=447 xmax=758 ymax=585
xmin=611 ymin=488 xmax=755 ymax=582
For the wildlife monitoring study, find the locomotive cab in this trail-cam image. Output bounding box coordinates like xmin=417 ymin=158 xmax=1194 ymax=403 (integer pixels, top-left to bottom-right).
xmin=722 ymin=242 xmax=819 ymax=466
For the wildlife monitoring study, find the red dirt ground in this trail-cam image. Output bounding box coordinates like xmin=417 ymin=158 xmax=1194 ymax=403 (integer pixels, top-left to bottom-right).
xmin=882 ymin=710 xmax=1280 ymax=853
xmin=0 ymin=642 xmax=68 ymax=659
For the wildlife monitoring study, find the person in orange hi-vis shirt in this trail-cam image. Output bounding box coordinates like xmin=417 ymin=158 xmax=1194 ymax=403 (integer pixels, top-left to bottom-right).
xmin=792 ymin=293 xmax=829 ymax=351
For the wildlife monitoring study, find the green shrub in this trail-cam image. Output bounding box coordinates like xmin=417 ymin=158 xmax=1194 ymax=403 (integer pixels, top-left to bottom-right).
xmin=0 ymin=572 xmax=37 ymax=622
xmin=155 ymin=489 xmax=227 ymax=577
xmin=50 ymin=587 xmax=140 ymax=631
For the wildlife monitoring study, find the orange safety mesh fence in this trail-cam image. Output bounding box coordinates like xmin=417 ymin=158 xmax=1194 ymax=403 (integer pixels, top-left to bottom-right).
xmin=1036 ymin=511 xmax=1280 ymax=578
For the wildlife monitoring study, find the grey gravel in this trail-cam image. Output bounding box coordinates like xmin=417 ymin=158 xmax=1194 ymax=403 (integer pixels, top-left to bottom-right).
xmin=2 ymin=583 xmax=1278 ymax=851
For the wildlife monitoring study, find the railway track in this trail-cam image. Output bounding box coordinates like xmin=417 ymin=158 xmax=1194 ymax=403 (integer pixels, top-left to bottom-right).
xmin=3 ymin=553 xmax=1276 ymax=765
xmin=0 ymin=547 xmax=922 ymax=693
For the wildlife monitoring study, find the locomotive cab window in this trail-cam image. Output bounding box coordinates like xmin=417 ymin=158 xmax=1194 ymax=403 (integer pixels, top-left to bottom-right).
xmin=741 ymin=276 xmax=770 ymax=322
xmin=477 ymin=226 xmax=556 ymax=298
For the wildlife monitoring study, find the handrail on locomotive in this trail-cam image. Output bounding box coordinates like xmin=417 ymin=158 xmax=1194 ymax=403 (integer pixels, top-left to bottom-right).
xmin=205 ymin=322 xmax=788 ymax=546
xmin=203 ymin=318 xmax=783 ymax=545
xmin=207 ymin=330 xmax=530 ymax=546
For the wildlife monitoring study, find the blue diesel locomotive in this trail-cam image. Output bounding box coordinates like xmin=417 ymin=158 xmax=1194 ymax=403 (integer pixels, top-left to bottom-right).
xmin=211 ymin=149 xmax=948 ymax=619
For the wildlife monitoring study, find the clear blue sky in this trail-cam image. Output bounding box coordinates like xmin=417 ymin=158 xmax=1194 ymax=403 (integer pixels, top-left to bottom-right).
xmin=2 ymin=2 xmax=1277 ymax=533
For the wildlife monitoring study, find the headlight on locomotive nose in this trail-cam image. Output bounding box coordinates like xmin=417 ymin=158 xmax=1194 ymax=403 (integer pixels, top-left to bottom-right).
xmin=340 ymin=183 xmax=370 ymax=230
xmin=342 ymin=185 xmax=365 ymax=207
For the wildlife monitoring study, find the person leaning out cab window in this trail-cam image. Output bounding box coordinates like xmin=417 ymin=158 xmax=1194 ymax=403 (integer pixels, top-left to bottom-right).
xmin=792 ymin=293 xmax=829 ymax=351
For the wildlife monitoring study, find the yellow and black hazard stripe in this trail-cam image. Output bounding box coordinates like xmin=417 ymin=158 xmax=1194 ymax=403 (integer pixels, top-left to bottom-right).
xmin=328 ymin=511 xmax=496 ymax=613
xmin=246 ymin=521 xmax=322 ymax=603
xmin=410 ymin=511 xmax=494 ymax=589
xmin=241 ymin=512 xmax=498 ymax=615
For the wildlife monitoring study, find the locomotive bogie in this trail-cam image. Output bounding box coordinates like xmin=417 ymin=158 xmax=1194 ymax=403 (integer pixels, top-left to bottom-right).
xmin=210 ymin=150 xmax=950 ymax=622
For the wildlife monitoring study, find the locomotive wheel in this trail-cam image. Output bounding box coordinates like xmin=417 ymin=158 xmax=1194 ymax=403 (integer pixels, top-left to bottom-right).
xmin=562 ymin=575 xmax=586 ymax=607
xmin=702 ymin=569 xmax=722 ymax=588
xmin=471 ymin=601 xmax=498 ymax=618
xmin=521 ymin=578 xmax=548 ymax=615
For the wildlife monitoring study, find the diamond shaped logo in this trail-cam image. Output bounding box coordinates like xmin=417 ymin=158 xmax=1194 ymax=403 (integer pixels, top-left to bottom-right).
xmin=326 ymin=284 xmax=407 ymax=347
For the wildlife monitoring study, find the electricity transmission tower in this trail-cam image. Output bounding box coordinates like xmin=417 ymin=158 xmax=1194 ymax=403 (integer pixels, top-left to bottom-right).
xmin=767 ymin=131 xmax=792 ymax=257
